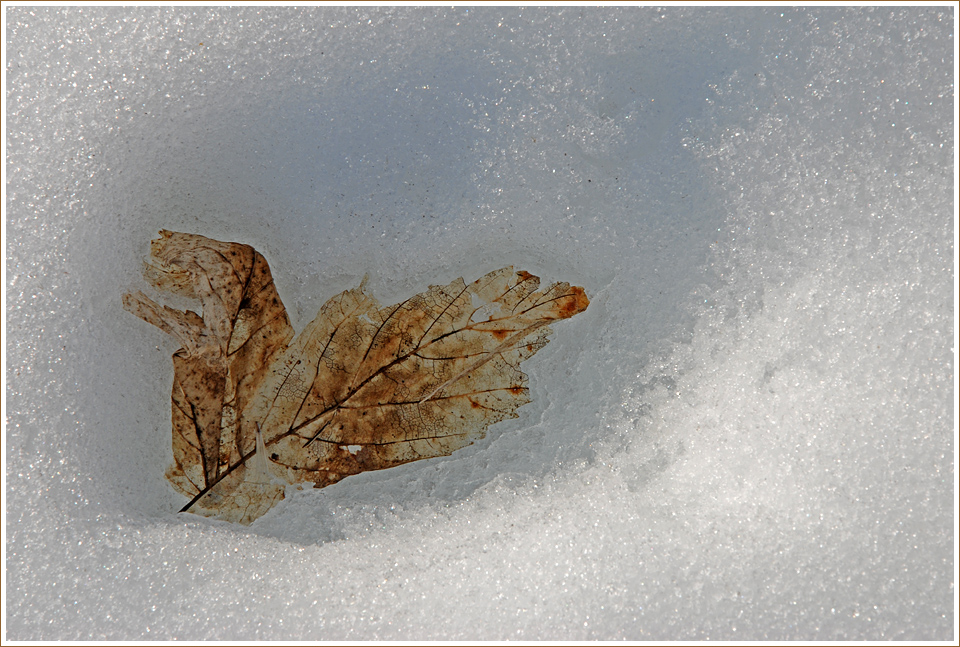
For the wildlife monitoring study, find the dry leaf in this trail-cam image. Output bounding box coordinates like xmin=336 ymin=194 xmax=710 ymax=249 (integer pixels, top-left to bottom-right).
xmin=124 ymin=230 xmax=589 ymax=524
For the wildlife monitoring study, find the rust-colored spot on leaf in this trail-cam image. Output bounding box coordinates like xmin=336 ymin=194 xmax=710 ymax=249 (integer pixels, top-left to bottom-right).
xmin=123 ymin=231 xmax=590 ymax=524
xmin=558 ymin=285 xmax=590 ymax=319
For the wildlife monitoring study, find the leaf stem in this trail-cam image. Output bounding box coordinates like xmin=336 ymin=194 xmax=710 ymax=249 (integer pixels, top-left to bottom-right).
xmin=179 ymin=447 xmax=255 ymax=513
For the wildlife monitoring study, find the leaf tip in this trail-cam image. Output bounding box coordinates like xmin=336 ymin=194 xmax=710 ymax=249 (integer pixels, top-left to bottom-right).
xmin=558 ymin=285 xmax=590 ymax=319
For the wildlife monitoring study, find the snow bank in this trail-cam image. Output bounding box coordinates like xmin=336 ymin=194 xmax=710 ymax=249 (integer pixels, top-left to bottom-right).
xmin=4 ymin=6 xmax=953 ymax=639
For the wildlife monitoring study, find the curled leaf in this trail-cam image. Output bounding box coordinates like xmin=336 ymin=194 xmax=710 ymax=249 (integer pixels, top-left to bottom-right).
xmin=124 ymin=231 xmax=589 ymax=523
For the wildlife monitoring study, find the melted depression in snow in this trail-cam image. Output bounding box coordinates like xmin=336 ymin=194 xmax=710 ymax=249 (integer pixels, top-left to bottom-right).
xmin=4 ymin=6 xmax=953 ymax=640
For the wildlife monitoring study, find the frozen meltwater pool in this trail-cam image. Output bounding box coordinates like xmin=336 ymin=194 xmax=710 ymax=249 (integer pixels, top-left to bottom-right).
xmin=4 ymin=6 xmax=954 ymax=640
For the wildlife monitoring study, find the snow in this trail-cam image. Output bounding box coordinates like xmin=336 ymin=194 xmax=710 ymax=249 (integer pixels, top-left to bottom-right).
xmin=4 ymin=5 xmax=954 ymax=640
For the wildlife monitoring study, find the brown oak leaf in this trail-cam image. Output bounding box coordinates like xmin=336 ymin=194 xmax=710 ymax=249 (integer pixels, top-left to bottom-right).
xmin=123 ymin=230 xmax=589 ymax=524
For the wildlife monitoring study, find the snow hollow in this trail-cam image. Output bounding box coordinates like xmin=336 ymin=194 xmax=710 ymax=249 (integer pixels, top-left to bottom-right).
xmin=4 ymin=6 xmax=954 ymax=640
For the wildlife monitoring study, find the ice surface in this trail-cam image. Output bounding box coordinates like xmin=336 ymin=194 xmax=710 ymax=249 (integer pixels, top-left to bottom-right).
xmin=4 ymin=6 xmax=954 ymax=640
